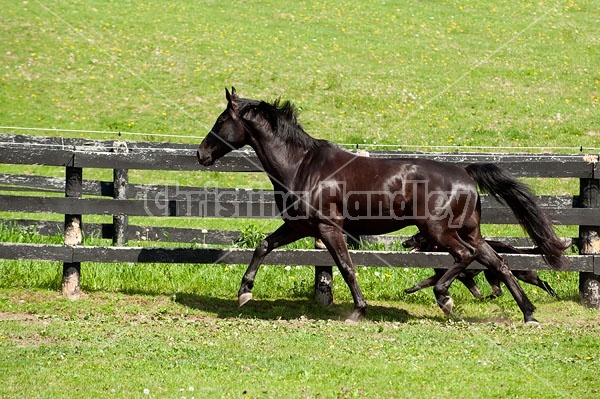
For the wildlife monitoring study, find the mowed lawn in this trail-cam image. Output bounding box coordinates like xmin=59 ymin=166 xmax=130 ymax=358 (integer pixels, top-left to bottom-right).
xmin=1 ymin=286 xmax=600 ymax=399
xmin=1 ymin=0 xmax=599 ymax=398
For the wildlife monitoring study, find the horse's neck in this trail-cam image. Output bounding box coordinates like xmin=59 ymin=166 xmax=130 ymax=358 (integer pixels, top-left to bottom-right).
xmin=248 ymin=135 xmax=307 ymax=190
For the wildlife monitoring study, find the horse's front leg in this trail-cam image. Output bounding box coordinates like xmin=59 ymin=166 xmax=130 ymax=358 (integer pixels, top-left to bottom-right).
xmin=318 ymin=224 xmax=367 ymax=323
xmin=238 ymin=223 xmax=307 ymax=307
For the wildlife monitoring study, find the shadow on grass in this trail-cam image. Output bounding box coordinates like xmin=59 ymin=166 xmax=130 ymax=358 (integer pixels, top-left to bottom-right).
xmin=173 ymin=292 xmax=437 ymax=323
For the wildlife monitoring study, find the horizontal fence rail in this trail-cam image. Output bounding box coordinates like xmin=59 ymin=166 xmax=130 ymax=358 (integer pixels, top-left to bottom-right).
xmin=0 ymin=194 xmax=598 ymax=225
xmin=0 ymin=193 xmax=598 ymax=225
xmin=0 ymin=218 xmax=550 ymax=247
xmin=1 ymin=243 xmax=597 ymax=273
xmin=0 ymin=134 xmax=598 ymax=176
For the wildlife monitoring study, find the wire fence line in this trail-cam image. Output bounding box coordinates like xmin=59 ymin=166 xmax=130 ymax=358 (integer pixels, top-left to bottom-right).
xmin=1 ymin=126 xmax=598 ymax=153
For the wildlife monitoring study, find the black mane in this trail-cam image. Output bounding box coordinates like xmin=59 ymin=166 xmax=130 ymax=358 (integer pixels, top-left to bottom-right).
xmin=252 ymin=99 xmax=333 ymax=150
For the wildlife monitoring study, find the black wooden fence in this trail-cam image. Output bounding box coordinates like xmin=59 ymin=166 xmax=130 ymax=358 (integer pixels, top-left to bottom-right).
xmin=0 ymin=134 xmax=598 ymax=307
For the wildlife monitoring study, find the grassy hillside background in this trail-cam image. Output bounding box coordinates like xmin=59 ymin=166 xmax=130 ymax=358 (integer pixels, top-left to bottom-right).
xmin=2 ymin=0 xmax=598 ymax=149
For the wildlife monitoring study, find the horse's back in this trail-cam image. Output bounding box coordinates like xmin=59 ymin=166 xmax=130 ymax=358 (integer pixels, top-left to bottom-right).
xmin=304 ymin=148 xmax=473 ymax=190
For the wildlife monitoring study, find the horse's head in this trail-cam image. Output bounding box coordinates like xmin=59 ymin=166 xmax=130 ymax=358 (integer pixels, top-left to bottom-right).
xmin=197 ymin=87 xmax=249 ymax=166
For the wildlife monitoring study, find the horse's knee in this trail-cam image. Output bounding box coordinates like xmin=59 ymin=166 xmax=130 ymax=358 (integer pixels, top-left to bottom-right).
xmin=495 ymin=259 xmax=513 ymax=277
xmin=253 ymin=239 xmax=269 ymax=257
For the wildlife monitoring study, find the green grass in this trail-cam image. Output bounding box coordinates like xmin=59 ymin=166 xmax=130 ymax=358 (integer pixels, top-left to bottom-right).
xmin=0 ymin=223 xmax=595 ymax=398
xmin=1 ymin=287 xmax=599 ymax=399
xmin=1 ymin=1 xmax=599 ymax=397
xmin=2 ymin=0 xmax=595 ymax=211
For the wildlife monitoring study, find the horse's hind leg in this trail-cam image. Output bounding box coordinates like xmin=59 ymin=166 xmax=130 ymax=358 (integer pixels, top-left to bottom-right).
xmin=513 ymin=270 xmax=557 ymax=297
xmin=483 ymin=270 xmax=504 ymax=298
xmin=430 ymin=235 xmax=478 ymax=317
xmin=476 ymin=242 xmax=538 ymax=324
xmin=457 ymin=271 xmax=484 ymax=299
xmin=433 ymin=261 xmax=473 ymax=316
xmin=539 ymin=279 xmax=557 ymax=297
xmin=318 ymin=224 xmax=367 ymax=323
xmin=405 ymin=269 xmax=445 ymax=294
xmin=405 ymin=269 xmax=483 ymax=299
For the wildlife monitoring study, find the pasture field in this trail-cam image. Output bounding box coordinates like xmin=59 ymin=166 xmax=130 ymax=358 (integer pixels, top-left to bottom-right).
xmin=1 ymin=271 xmax=600 ymax=399
xmin=1 ymin=0 xmax=598 ymax=148
xmin=0 ymin=225 xmax=597 ymax=399
xmin=1 ymin=0 xmax=599 ymax=398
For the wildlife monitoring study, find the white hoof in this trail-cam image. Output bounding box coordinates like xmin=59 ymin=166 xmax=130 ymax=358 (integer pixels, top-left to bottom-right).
xmin=441 ymin=298 xmax=454 ymax=316
xmin=238 ymin=292 xmax=253 ymax=307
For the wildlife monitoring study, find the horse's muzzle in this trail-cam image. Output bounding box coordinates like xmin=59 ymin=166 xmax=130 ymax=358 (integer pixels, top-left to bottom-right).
xmin=196 ymin=150 xmax=214 ymax=166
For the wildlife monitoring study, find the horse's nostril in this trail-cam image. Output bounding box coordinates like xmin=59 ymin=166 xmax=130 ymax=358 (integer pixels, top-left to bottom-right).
xmin=196 ymin=149 xmax=214 ymax=166
xmin=196 ymin=150 xmax=205 ymax=165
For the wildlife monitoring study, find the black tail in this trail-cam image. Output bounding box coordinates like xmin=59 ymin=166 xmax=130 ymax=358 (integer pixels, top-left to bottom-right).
xmin=465 ymin=163 xmax=569 ymax=270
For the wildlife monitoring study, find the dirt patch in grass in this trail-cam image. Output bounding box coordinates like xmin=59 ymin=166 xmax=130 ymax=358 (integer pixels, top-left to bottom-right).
xmin=0 ymin=312 xmax=43 ymax=322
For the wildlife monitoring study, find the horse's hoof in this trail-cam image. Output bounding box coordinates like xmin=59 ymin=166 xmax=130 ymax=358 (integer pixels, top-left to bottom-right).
xmin=525 ymin=318 xmax=540 ymax=326
xmin=344 ymin=308 xmax=365 ymax=325
xmin=238 ymin=292 xmax=253 ymax=307
xmin=441 ymin=297 xmax=454 ymax=316
xmin=404 ymin=286 xmax=419 ymax=294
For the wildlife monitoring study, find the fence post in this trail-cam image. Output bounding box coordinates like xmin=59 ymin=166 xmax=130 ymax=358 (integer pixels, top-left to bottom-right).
xmin=578 ymin=175 xmax=600 ymax=308
xmin=63 ymin=165 xmax=82 ymax=299
xmin=314 ymin=239 xmax=333 ymax=306
xmin=314 ymin=235 xmax=361 ymax=306
xmin=112 ymin=141 xmax=129 ymax=246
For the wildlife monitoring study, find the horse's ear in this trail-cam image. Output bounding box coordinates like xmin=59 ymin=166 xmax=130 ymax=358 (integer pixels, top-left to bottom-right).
xmin=226 ymin=87 xmax=240 ymax=109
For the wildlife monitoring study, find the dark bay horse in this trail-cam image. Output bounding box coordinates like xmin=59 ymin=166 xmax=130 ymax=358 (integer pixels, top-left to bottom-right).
xmin=197 ymin=88 xmax=568 ymax=324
